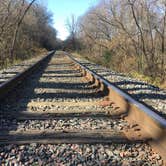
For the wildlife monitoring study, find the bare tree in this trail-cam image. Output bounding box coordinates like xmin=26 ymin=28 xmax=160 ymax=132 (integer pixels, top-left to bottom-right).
xmin=10 ymin=0 xmax=36 ymax=62
xmin=65 ymin=15 xmax=78 ymax=50
xmin=76 ymin=0 xmax=166 ymax=81
xmin=0 ymin=0 xmax=57 ymax=68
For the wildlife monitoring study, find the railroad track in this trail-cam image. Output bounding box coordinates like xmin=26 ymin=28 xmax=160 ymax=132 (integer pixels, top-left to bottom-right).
xmin=0 ymin=51 xmax=165 ymax=165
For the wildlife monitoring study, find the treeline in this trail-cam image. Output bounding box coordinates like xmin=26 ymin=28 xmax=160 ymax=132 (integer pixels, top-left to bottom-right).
xmin=65 ymin=0 xmax=166 ymax=83
xmin=0 ymin=0 xmax=57 ymax=68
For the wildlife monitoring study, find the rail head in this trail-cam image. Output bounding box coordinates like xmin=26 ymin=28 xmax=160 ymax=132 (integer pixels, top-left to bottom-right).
xmin=0 ymin=50 xmax=55 ymax=100
xmin=66 ymin=52 xmax=166 ymax=128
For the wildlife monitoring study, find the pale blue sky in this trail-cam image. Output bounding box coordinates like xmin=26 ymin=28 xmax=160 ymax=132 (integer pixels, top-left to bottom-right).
xmin=46 ymin=0 xmax=99 ymax=40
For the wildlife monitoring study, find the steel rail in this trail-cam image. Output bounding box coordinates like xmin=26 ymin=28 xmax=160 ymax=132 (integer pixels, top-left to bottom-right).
xmin=67 ymin=53 xmax=166 ymax=127
xmin=66 ymin=52 xmax=166 ymax=161
xmin=0 ymin=50 xmax=55 ymax=100
xmin=0 ymin=51 xmax=165 ymax=162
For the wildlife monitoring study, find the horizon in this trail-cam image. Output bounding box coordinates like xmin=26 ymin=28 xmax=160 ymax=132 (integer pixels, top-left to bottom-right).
xmin=47 ymin=0 xmax=99 ymax=40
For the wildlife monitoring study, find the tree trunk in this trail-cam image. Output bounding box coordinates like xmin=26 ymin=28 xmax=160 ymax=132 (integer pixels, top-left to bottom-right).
xmin=10 ymin=0 xmax=36 ymax=63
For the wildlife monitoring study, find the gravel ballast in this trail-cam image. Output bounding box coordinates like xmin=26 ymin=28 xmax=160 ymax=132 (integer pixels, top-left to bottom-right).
xmin=0 ymin=53 xmax=47 ymax=85
xmin=0 ymin=143 xmax=163 ymax=166
xmin=0 ymin=52 xmax=164 ymax=165
xmin=74 ymin=56 xmax=166 ymax=119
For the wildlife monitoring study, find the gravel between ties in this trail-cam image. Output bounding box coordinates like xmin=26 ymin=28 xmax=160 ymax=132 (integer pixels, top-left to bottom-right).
xmin=0 ymin=52 xmax=164 ymax=166
xmin=74 ymin=56 xmax=166 ymax=119
xmin=0 ymin=54 xmax=46 ymax=85
xmin=0 ymin=143 xmax=163 ymax=166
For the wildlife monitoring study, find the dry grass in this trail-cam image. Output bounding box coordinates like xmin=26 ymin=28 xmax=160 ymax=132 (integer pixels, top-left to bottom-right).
xmin=72 ymin=52 xmax=165 ymax=90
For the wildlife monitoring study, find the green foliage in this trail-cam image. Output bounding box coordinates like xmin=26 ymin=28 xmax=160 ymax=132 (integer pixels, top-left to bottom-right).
xmin=130 ymin=72 xmax=162 ymax=87
xmin=102 ymin=50 xmax=113 ymax=67
xmin=103 ymin=50 xmax=112 ymax=62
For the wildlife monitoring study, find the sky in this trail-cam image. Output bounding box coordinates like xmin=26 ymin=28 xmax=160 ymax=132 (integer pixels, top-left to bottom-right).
xmin=46 ymin=0 xmax=99 ymax=40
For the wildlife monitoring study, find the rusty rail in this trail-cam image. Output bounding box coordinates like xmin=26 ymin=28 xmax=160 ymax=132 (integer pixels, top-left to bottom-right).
xmin=66 ymin=52 xmax=166 ymax=161
xmin=0 ymin=51 xmax=165 ymax=162
xmin=0 ymin=51 xmax=55 ymax=100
